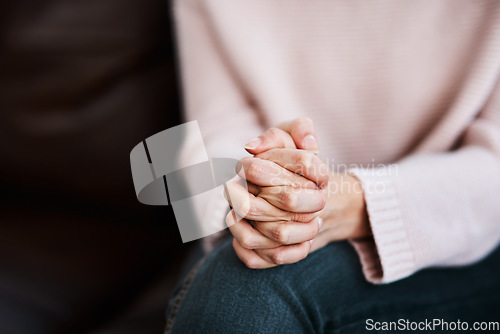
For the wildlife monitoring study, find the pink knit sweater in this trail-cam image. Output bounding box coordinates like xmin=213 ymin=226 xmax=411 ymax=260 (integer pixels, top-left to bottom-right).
xmin=174 ymin=0 xmax=500 ymax=283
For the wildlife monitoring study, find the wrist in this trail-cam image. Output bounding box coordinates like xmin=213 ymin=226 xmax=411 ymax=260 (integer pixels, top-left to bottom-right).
xmin=321 ymin=173 xmax=371 ymax=240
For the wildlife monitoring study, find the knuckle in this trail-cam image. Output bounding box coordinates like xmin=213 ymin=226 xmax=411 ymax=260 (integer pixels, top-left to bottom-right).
xmin=297 ymin=151 xmax=314 ymax=168
xmin=243 ymin=257 xmax=259 ymax=269
xmin=238 ymin=157 xmax=251 ymax=173
xmin=246 ymin=204 xmax=260 ymax=218
xmin=298 ymin=248 xmax=309 ymax=261
xmin=271 ymin=224 xmax=289 ymax=244
xmin=279 ymin=191 xmax=298 ymax=209
xmin=247 ymin=162 xmax=263 ymax=180
xmin=292 ymin=212 xmax=314 ymax=223
xmin=237 ymin=200 xmax=251 ymax=218
xmin=271 ymin=249 xmax=287 ymax=265
xmin=267 ymin=127 xmax=281 ymax=139
xmin=239 ymin=235 xmax=256 ymax=249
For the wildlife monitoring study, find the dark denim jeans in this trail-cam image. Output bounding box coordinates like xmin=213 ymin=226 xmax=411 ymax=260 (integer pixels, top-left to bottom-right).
xmin=166 ymin=238 xmax=500 ymax=333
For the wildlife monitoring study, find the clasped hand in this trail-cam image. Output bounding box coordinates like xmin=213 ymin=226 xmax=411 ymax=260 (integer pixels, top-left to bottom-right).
xmin=224 ymin=117 xmax=370 ymax=268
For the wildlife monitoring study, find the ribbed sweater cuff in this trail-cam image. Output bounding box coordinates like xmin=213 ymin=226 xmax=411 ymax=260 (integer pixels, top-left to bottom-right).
xmin=348 ymin=168 xmax=416 ymax=284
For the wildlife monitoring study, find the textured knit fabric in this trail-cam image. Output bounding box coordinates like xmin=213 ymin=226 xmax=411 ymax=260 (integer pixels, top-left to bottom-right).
xmin=174 ymin=0 xmax=500 ymax=283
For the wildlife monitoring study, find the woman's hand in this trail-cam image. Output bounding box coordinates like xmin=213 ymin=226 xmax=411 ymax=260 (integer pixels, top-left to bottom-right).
xmin=225 ymin=117 xmax=370 ymax=268
xmin=225 ymin=148 xmax=327 ymax=268
xmin=253 ymin=148 xmax=370 ymax=244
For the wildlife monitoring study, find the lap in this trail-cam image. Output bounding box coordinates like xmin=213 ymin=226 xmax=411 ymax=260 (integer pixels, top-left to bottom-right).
xmin=167 ymin=238 xmax=500 ymax=333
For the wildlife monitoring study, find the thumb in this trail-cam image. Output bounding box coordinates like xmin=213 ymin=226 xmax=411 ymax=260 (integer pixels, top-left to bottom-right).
xmin=276 ymin=117 xmax=319 ymax=153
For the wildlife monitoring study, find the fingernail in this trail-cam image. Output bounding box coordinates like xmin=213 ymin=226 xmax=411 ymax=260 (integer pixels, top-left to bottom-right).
xmin=302 ymin=135 xmax=318 ymax=150
xmin=310 ymin=238 xmax=315 ymax=246
xmin=244 ymin=137 xmax=261 ymax=150
xmin=318 ymin=217 xmax=323 ymax=231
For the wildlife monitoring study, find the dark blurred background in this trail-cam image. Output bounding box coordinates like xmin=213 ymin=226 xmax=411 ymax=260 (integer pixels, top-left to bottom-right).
xmin=0 ymin=1 xmax=192 ymax=333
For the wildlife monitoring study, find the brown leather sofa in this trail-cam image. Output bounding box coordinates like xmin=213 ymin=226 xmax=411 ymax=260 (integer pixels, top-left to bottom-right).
xmin=0 ymin=1 xmax=193 ymax=333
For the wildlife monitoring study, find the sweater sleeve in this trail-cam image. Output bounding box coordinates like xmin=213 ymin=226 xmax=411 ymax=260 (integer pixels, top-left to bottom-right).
xmin=174 ymin=0 xmax=264 ymax=245
xmin=349 ymin=78 xmax=500 ymax=284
